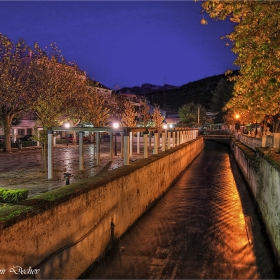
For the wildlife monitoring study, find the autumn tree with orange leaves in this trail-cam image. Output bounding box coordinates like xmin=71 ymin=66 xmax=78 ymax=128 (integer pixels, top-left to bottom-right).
xmin=201 ymin=1 xmax=280 ymax=132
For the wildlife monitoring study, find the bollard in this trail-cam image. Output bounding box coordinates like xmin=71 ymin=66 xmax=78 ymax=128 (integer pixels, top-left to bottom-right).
xmin=64 ymin=172 xmax=71 ymax=185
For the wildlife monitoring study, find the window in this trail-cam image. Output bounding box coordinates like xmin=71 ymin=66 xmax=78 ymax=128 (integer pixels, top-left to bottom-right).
xmin=27 ymin=128 xmax=33 ymax=135
xmin=18 ymin=129 xmax=25 ymax=136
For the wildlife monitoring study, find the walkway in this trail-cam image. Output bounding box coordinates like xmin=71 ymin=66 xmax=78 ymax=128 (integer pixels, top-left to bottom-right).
xmin=83 ymin=140 xmax=280 ymax=279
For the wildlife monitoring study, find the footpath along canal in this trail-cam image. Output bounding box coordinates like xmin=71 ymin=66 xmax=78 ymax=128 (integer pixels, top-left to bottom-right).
xmin=82 ymin=140 xmax=280 ymax=279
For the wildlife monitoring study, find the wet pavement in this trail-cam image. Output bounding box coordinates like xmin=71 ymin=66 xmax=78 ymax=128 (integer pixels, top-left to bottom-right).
xmin=83 ymin=141 xmax=280 ymax=279
xmin=0 ymin=142 xmax=145 ymax=198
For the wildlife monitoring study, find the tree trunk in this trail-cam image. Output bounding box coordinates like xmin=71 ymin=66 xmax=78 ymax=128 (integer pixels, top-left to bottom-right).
xmin=3 ymin=114 xmax=13 ymax=153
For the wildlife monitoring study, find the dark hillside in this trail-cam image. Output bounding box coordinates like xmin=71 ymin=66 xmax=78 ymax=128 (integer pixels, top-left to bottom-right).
xmin=145 ymin=71 xmax=238 ymax=112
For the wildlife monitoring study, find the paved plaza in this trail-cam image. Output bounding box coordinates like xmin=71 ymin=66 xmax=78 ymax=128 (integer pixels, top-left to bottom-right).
xmin=0 ymin=141 xmax=146 ymax=199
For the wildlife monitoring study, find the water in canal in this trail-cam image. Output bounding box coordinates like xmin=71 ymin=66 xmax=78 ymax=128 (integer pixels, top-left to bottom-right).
xmin=82 ymin=140 xmax=280 ymax=279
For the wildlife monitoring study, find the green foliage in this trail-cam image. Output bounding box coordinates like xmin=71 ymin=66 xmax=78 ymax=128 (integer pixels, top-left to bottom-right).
xmin=211 ymin=78 xmax=234 ymax=124
xmin=0 ymin=205 xmax=33 ymax=221
xmin=0 ymin=188 xmax=28 ymax=203
xmin=178 ymin=102 xmax=207 ymax=127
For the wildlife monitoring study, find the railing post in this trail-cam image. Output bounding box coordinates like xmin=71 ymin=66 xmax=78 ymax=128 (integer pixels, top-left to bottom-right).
xmin=262 ymin=134 xmax=267 ymax=148
xmin=177 ymin=131 xmax=180 ymax=145
xmin=273 ymin=133 xmax=280 ymax=151
xmin=172 ymin=131 xmax=176 ymax=146
xmin=143 ymin=131 xmax=148 ymax=158
xmin=167 ymin=131 xmax=171 ymax=149
xmin=162 ymin=130 xmax=166 ymax=151
xmin=154 ymin=131 xmax=158 ymax=154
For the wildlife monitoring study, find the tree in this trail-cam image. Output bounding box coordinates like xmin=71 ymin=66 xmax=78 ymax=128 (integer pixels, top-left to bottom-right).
xmin=211 ymin=77 xmax=234 ymax=123
xmin=178 ymin=102 xmax=207 ymax=127
xmin=202 ymin=1 xmax=280 ymax=131
xmin=0 ymin=34 xmax=38 ymax=152
xmin=31 ymin=43 xmax=88 ymax=170
xmin=82 ymin=85 xmax=111 ymax=127
xmin=152 ymin=106 xmax=164 ymax=128
xmin=121 ymin=100 xmax=137 ymax=127
xmin=140 ymin=99 xmax=151 ymax=127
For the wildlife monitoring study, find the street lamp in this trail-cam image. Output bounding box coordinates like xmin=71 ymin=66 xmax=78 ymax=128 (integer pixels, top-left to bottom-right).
xmin=64 ymin=122 xmax=70 ymax=146
xmin=235 ymin=114 xmax=240 ymax=132
xmin=113 ymin=122 xmax=119 ymax=156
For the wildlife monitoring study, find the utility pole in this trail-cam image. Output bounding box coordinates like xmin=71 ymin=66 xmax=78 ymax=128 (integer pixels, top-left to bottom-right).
xmin=198 ymin=107 xmax=200 ymax=127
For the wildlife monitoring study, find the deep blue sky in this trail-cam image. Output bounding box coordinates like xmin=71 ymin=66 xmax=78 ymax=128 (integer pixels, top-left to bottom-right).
xmin=0 ymin=1 xmax=238 ymax=89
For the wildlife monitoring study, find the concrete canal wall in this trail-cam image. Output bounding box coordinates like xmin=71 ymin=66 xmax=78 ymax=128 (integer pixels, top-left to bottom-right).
xmin=0 ymin=137 xmax=205 ymax=279
xmin=231 ymin=138 xmax=280 ymax=265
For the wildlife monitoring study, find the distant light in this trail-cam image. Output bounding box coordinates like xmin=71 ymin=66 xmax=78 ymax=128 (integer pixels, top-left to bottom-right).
xmin=169 ymin=124 xmax=173 ymax=129
xmin=235 ymin=114 xmax=240 ymax=119
xmin=64 ymin=122 xmax=70 ymax=128
xmin=162 ymin=124 xmax=168 ymax=129
xmin=113 ymin=122 xmax=119 ymax=129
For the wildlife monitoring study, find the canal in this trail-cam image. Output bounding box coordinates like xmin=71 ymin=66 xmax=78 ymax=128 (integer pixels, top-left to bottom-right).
xmin=82 ymin=140 xmax=280 ymax=279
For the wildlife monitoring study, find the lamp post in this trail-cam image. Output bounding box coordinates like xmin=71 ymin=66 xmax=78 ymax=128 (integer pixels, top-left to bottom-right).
xmin=113 ymin=122 xmax=119 ymax=156
xmin=235 ymin=114 xmax=240 ymax=133
xmin=64 ymin=122 xmax=70 ymax=146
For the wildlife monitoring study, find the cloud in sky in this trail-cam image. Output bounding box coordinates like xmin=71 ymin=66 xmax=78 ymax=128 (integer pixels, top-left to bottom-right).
xmin=0 ymin=1 xmax=238 ymax=89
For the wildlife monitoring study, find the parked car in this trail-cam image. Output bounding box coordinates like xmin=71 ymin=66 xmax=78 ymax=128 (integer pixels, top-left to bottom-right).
xmin=66 ymin=133 xmax=89 ymax=143
xmin=16 ymin=135 xmax=34 ymax=142
xmin=100 ymin=133 xmax=110 ymax=142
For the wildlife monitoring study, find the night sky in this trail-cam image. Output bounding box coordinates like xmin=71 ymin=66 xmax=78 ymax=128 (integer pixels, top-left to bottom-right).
xmin=0 ymin=1 xmax=238 ymax=89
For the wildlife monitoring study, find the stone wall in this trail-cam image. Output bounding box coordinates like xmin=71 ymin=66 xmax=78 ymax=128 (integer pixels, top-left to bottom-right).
xmin=0 ymin=137 xmax=205 ymax=279
xmin=231 ymin=138 xmax=280 ymax=265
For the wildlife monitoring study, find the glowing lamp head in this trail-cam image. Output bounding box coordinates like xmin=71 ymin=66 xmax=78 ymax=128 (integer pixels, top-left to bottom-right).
xmin=64 ymin=122 xmax=70 ymax=128
xmin=162 ymin=124 xmax=168 ymax=129
xmin=235 ymin=114 xmax=240 ymax=119
xmin=113 ymin=122 xmax=119 ymax=129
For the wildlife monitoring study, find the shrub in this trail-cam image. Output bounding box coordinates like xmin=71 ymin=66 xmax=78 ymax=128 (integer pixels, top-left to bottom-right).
xmin=0 ymin=188 xmax=28 ymax=203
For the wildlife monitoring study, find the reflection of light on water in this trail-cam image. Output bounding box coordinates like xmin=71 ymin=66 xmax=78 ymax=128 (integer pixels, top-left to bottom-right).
xmin=89 ymin=144 xmax=96 ymax=162
xmin=205 ymin=156 xmax=258 ymax=278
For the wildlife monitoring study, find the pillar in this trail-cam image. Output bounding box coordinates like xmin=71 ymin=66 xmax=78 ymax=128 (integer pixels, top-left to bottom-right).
xmin=137 ymin=131 xmax=140 ymax=154
xmin=124 ymin=132 xmax=129 ymax=165
xmin=129 ymin=131 xmax=133 ymax=155
xmin=154 ymin=131 xmax=158 ymax=154
xmin=48 ymin=129 xmax=53 ymax=179
xmin=109 ymin=131 xmax=113 ymax=161
xmin=162 ymin=131 xmax=166 ymax=151
xmin=121 ymin=132 xmax=124 ymax=157
xmin=96 ymin=132 xmax=100 ymax=165
xmin=78 ymin=132 xmax=84 ymax=170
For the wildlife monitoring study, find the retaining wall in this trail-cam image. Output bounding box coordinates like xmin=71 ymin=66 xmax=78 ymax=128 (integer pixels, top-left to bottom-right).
xmin=231 ymin=138 xmax=280 ymax=264
xmin=0 ymin=137 xmax=205 ymax=279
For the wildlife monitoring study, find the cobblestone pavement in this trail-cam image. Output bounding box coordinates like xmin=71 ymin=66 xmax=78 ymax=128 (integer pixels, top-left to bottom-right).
xmin=0 ymin=142 xmax=146 ymax=199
